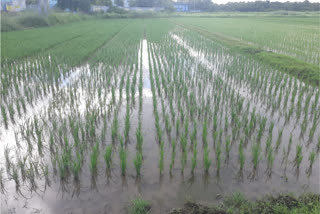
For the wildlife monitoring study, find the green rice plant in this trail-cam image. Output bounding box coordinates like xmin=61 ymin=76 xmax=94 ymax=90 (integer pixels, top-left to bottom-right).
xmin=0 ymin=168 xmax=5 ymax=193
xmin=294 ymin=144 xmax=303 ymax=169
xmin=215 ymin=141 xmax=222 ymax=174
xmin=275 ymin=129 xmax=283 ymax=151
xmin=72 ymin=159 xmax=81 ymax=181
xmin=267 ymin=146 xmax=274 ymax=174
xmin=265 ymin=134 xmax=272 ymax=155
xmin=8 ymin=103 xmax=15 ymax=124
xmin=104 ymin=144 xmax=113 ymax=170
xmin=136 ymin=123 xmax=143 ymax=152
xmin=159 ymin=141 xmax=164 ymax=175
xmin=306 ymin=151 xmax=316 ymax=175
xmin=176 ymin=119 xmax=180 ymax=137
xmin=287 ymin=134 xmax=293 ymax=156
xmin=165 ymin=114 xmax=171 ymax=134
xmin=203 ymin=145 xmax=211 ymax=173
xmin=112 ymin=115 xmax=118 ymax=143
xmin=89 ymin=142 xmax=99 ymax=174
xmin=239 ymin=142 xmax=245 ymax=171
xmin=119 ymin=146 xmax=127 ymax=176
xmin=251 ymin=142 xmax=260 ymax=170
xmin=225 ymin=136 xmax=231 ymax=160
xmin=269 ymin=121 xmax=274 ymax=135
xmin=202 ymin=120 xmax=208 ymax=145
xmin=191 ymin=143 xmax=197 ymax=175
xmin=169 ymin=140 xmax=176 ymax=172
xmin=125 ymin=106 xmax=130 ymax=142
xmin=134 ymin=151 xmax=143 ymax=176
xmin=1 ymin=105 xmax=8 ymax=129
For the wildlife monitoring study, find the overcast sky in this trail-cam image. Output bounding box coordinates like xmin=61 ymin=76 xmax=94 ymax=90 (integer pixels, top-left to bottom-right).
xmin=210 ymin=0 xmax=320 ymax=4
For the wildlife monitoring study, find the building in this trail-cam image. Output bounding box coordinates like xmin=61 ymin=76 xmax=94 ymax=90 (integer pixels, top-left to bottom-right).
xmin=173 ymin=2 xmax=188 ymax=12
xmin=1 ymin=0 xmax=26 ymax=11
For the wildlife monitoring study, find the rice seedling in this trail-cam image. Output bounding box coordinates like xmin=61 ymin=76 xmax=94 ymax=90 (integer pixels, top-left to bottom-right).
xmin=215 ymin=141 xmax=222 ymax=175
xmin=1 ymin=105 xmax=8 ymax=129
xmin=136 ymin=123 xmax=143 ymax=152
xmin=112 ymin=115 xmax=118 ymax=143
xmin=251 ymin=142 xmax=260 ymax=170
xmin=159 ymin=141 xmax=164 ymax=175
xmin=169 ymin=140 xmax=176 ymax=173
xmin=191 ymin=142 xmax=197 ymax=175
xmin=104 ymin=145 xmax=113 ymax=170
xmin=306 ymin=151 xmax=316 ymax=176
xmin=239 ymin=142 xmax=245 ymax=172
xmin=119 ymin=146 xmax=127 ymax=176
xmin=202 ymin=120 xmax=208 ymax=145
xmin=225 ymin=136 xmax=231 ymax=161
xmin=294 ymin=145 xmax=303 ymax=169
xmin=134 ymin=151 xmax=143 ymax=177
xmin=275 ymin=129 xmax=283 ymax=151
xmin=203 ymin=145 xmax=211 ymax=174
xmin=267 ymin=146 xmax=274 ymax=176
xmin=89 ymin=142 xmax=99 ymax=174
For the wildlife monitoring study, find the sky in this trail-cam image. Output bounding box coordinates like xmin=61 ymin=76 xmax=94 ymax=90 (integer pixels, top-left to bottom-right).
xmin=209 ymin=0 xmax=320 ymax=5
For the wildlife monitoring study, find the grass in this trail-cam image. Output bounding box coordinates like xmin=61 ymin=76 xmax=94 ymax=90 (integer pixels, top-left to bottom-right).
xmin=170 ymin=193 xmax=320 ymax=214
xmin=129 ymin=198 xmax=151 ymax=214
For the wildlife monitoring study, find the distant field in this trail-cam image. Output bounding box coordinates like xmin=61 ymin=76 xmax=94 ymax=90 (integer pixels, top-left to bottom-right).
xmin=1 ymin=15 xmax=319 ymax=214
xmin=171 ymin=16 xmax=320 ymax=66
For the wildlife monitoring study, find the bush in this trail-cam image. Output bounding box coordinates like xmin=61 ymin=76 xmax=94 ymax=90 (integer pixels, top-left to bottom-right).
xmin=17 ymin=14 xmax=49 ymax=28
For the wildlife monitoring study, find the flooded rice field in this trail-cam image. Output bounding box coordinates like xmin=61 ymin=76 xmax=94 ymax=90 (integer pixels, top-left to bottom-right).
xmin=1 ymin=27 xmax=319 ymax=213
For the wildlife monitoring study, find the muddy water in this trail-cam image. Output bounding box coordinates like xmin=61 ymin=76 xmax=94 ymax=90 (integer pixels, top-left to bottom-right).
xmin=1 ymin=37 xmax=319 ymax=214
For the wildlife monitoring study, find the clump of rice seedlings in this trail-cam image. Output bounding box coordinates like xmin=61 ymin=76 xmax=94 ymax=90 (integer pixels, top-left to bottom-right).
xmin=112 ymin=115 xmax=118 ymax=143
xmin=72 ymin=158 xmax=81 ymax=181
xmin=134 ymin=151 xmax=143 ymax=177
xmin=269 ymin=121 xmax=274 ymax=135
xmin=190 ymin=122 xmax=197 ymax=146
xmin=125 ymin=106 xmax=130 ymax=142
xmin=202 ymin=120 xmax=208 ymax=145
xmin=1 ymin=105 xmax=8 ymax=129
xmin=169 ymin=140 xmax=176 ymax=173
xmin=215 ymin=141 xmax=222 ymax=175
xmin=266 ymin=146 xmax=274 ymax=176
xmin=11 ymin=166 xmax=19 ymax=189
xmin=306 ymin=151 xmax=316 ymax=176
xmin=159 ymin=141 xmax=164 ymax=175
xmin=191 ymin=142 xmax=197 ymax=175
xmin=89 ymin=142 xmax=99 ymax=174
xmin=8 ymin=103 xmax=15 ymax=123
xmin=225 ymin=136 xmax=231 ymax=161
xmin=3 ymin=145 xmax=10 ymax=168
xmin=294 ymin=144 xmax=303 ymax=169
xmin=251 ymin=142 xmax=260 ymax=171
xmin=136 ymin=123 xmax=143 ymax=152
xmin=0 ymin=168 xmax=5 ymax=193
xmin=176 ymin=119 xmax=180 ymax=137
xmin=265 ymin=134 xmax=272 ymax=155
xmin=286 ymin=135 xmax=293 ymax=157
xmin=239 ymin=141 xmax=245 ymax=172
xmin=104 ymin=144 xmax=113 ymax=170
xmin=275 ymin=128 xmax=283 ymax=152
xmin=203 ymin=145 xmax=211 ymax=174
xmin=165 ymin=114 xmax=171 ymax=134
xmin=119 ymin=146 xmax=127 ymax=176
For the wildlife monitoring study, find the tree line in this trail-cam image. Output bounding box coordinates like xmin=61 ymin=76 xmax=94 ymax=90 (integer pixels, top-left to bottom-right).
xmin=55 ymin=0 xmax=319 ymax=13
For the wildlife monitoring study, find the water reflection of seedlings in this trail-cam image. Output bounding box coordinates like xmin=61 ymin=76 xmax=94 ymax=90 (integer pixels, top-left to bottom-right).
xmin=294 ymin=144 xmax=303 ymax=170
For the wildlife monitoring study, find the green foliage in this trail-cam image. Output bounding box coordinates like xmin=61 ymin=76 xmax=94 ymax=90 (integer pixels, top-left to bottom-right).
xmin=129 ymin=198 xmax=151 ymax=214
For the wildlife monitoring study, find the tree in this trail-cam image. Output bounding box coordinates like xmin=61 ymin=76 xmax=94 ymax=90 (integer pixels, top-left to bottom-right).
xmin=115 ymin=0 xmax=124 ymax=7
